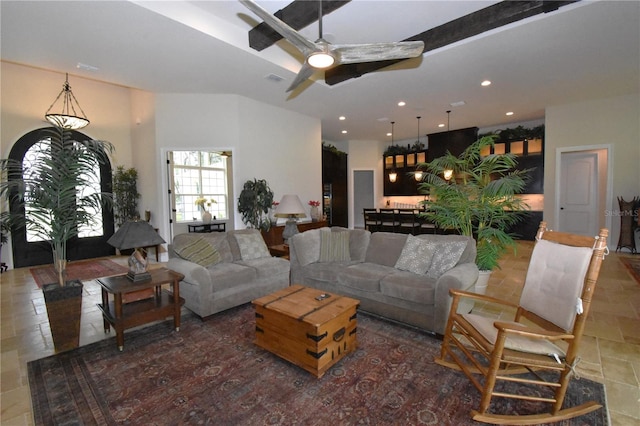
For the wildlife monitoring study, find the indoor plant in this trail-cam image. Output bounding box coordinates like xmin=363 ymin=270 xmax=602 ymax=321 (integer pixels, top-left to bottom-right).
xmin=112 ymin=166 xmax=140 ymax=226
xmin=417 ymin=136 xmax=530 ymax=291
xmin=237 ymin=178 xmax=274 ymax=231
xmin=0 ymin=126 xmax=114 ymax=350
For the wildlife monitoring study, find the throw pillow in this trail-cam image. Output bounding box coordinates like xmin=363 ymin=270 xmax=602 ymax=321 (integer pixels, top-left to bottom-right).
xmin=292 ymin=229 xmax=321 ymax=266
xmin=174 ymin=237 xmax=220 ymax=267
xmin=235 ymin=232 xmax=271 ymax=260
xmin=426 ymin=240 xmax=468 ymax=279
xmin=319 ymin=229 xmax=350 ymax=262
xmin=394 ymin=235 xmax=436 ymax=275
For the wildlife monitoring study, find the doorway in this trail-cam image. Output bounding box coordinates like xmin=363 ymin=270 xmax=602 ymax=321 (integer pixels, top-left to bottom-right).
xmin=556 ymin=146 xmax=611 ymax=237
xmin=8 ymin=128 xmax=115 ymax=268
xmin=353 ymin=170 xmax=374 ymax=229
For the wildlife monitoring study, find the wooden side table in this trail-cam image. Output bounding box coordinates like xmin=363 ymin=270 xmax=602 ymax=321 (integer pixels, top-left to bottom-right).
xmin=97 ymin=268 xmax=185 ymax=351
xmin=269 ymin=243 xmax=289 ymax=259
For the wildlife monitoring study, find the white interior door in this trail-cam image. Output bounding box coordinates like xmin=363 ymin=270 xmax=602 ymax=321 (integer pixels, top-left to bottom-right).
xmin=559 ymin=151 xmax=598 ymax=236
xmin=353 ymin=170 xmax=374 ymax=229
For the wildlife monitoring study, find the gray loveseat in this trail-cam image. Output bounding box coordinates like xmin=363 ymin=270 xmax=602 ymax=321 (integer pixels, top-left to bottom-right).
xmin=288 ymin=227 xmax=479 ymax=335
xmin=167 ymin=229 xmax=290 ymax=318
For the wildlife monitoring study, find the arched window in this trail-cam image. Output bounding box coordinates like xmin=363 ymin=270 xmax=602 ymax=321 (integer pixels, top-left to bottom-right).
xmin=8 ymin=128 xmax=115 ymax=268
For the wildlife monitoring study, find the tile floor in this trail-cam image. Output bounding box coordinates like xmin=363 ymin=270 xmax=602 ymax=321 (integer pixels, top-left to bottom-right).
xmin=1 ymin=242 xmax=639 ymax=425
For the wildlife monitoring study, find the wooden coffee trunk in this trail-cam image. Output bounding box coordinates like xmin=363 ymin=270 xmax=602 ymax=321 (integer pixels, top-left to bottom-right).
xmin=253 ymin=285 xmax=359 ymax=378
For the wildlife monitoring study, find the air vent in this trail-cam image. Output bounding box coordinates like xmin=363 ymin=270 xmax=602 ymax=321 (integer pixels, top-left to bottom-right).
xmin=265 ymin=73 xmax=284 ymax=83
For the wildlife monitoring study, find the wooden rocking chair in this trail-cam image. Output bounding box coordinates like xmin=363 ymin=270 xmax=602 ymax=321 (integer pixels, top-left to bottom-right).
xmin=436 ymin=221 xmax=608 ymax=425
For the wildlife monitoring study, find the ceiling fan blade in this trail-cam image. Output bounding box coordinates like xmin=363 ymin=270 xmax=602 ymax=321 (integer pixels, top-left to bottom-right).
xmin=240 ymin=0 xmax=319 ymax=57
xmin=331 ymin=41 xmax=425 ymax=65
xmin=286 ymin=63 xmax=316 ymax=92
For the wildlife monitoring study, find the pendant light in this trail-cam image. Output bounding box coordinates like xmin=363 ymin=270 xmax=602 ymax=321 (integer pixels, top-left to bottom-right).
xmin=443 ymin=110 xmax=454 ymax=181
xmin=45 ymin=73 xmax=90 ymax=129
xmin=388 ymin=121 xmax=397 ymax=183
xmin=414 ymin=116 xmax=423 ymax=181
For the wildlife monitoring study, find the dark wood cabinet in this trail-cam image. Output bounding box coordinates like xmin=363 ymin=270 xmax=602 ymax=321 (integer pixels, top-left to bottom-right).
xmin=322 ymin=149 xmax=348 ymax=227
xmin=383 ymin=150 xmax=427 ymax=196
xmin=427 ymin=127 xmax=479 ymax=162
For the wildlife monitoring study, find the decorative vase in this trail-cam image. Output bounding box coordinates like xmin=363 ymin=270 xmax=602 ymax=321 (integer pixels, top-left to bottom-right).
xmin=43 ymin=279 xmax=83 ymax=352
xmin=310 ymin=206 xmax=320 ymax=222
xmin=201 ymin=211 xmax=212 ymax=224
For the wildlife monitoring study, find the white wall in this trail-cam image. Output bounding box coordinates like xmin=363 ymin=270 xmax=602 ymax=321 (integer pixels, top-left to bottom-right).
xmin=154 ymin=93 xmax=321 ymax=234
xmin=545 ymin=93 xmax=640 ymax=246
xmin=1 ymin=62 xmax=135 ymax=268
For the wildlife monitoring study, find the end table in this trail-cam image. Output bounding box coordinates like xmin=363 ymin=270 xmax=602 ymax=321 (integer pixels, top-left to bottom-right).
xmin=97 ymin=268 xmax=185 ymax=351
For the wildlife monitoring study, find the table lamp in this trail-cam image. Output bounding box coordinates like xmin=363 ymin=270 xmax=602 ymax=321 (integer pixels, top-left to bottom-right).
xmin=107 ymin=220 xmax=166 ymax=282
xmin=274 ymin=194 xmax=307 ymax=243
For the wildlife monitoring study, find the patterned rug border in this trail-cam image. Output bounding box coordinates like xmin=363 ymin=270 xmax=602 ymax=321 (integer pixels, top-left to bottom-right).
xmin=29 ymin=258 xmax=128 ymax=288
xmin=28 ymin=304 xmax=608 ymax=425
xmin=620 ymin=256 xmax=640 ymax=285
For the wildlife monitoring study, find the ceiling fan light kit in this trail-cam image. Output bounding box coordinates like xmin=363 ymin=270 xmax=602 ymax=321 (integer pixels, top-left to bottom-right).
xmin=241 ymin=0 xmax=424 ymax=92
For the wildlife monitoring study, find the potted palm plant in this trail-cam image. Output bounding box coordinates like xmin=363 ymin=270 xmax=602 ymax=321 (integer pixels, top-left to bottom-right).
xmin=0 ymin=126 xmax=114 ymax=351
xmin=417 ymin=136 xmax=530 ymax=293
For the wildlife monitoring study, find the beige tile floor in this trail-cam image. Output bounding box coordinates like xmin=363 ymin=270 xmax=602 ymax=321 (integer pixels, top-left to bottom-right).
xmin=1 ymin=243 xmax=639 ymax=425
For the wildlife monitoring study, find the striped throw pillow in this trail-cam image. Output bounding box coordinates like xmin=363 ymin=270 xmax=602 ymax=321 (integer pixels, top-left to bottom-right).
xmin=175 ymin=237 xmax=220 ymax=267
xmin=319 ymin=229 xmax=350 ymax=262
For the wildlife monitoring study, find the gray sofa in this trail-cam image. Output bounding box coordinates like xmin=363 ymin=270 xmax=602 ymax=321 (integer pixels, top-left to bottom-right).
xmin=288 ymin=227 xmax=479 ymax=335
xmin=167 ymin=229 xmax=290 ymax=318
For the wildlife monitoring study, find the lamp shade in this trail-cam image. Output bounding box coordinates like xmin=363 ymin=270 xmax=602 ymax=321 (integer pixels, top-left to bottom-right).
xmin=107 ymin=220 xmax=165 ymax=250
xmin=274 ymin=194 xmax=307 ymax=218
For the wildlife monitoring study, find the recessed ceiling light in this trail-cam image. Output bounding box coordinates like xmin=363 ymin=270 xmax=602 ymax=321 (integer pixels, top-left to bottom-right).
xmin=438 ymin=123 xmax=445 ymax=128
xmin=398 ymin=101 xmax=406 ymax=107
xmin=450 ymin=101 xmax=466 ymax=107
xmin=481 ymin=80 xmax=491 ymax=86
xmin=339 ymin=116 xmax=346 ymax=120
xmin=386 ymin=132 xmax=392 ymax=136
xmin=506 ymin=111 xmax=514 ymax=116
xmin=341 ymin=130 xmax=347 ymax=134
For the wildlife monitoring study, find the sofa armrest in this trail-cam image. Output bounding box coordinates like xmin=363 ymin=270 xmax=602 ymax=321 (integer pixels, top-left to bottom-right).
xmin=433 ymin=262 xmax=479 ymax=335
xmin=166 ymin=257 xmax=213 ymax=290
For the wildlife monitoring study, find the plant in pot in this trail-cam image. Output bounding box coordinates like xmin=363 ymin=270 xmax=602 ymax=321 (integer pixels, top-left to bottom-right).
xmin=112 ymin=166 xmax=140 ymax=226
xmin=0 ymin=126 xmax=114 ymax=351
xmin=417 ymin=136 xmax=530 ymax=294
xmin=237 ymin=178 xmax=274 ymax=231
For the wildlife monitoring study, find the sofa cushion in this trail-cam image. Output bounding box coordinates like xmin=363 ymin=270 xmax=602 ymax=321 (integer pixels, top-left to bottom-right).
xmin=292 ymin=228 xmax=321 ymax=266
xmin=173 ymin=236 xmax=221 ymax=267
xmin=348 ymin=229 xmax=371 ymax=262
xmin=235 ymin=232 xmax=271 ymax=260
xmin=380 ymin=271 xmax=437 ymax=305
xmin=426 ymin=240 xmax=468 ymax=279
xmin=394 ymin=234 xmax=436 ymax=275
xmin=236 ymin=257 xmax=290 ymax=280
xmin=299 ymin=262 xmax=351 ymax=283
xmin=207 ymin=262 xmax=257 ymax=292
xmin=338 ymin=263 xmax=395 ymax=292
xmin=365 ymin=232 xmax=407 ymax=266
xmin=319 ymin=228 xmax=350 ymax=262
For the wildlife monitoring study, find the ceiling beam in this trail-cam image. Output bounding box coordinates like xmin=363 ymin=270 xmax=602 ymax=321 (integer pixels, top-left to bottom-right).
xmin=325 ymin=0 xmax=580 ymax=85
xmin=248 ymin=0 xmax=351 ymax=51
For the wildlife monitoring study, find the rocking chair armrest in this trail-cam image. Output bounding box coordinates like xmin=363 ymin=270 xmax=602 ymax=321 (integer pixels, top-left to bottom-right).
xmin=449 ymin=288 xmax=518 ymax=308
xmin=493 ymin=321 xmax=575 ymax=341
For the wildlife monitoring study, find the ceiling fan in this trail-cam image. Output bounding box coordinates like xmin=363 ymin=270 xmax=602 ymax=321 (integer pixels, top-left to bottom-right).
xmin=240 ymin=0 xmax=425 ymax=92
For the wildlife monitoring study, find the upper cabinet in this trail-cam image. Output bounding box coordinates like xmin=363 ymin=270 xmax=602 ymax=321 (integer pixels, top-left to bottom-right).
xmin=426 ymin=127 xmax=479 ymax=162
xmin=383 ymin=149 xmax=427 ymax=196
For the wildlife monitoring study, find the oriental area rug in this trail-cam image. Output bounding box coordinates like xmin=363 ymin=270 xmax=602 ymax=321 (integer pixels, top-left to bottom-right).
xmin=29 ymin=258 xmax=128 ymax=288
xmin=620 ymin=256 xmax=640 ymax=285
xmin=28 ymin=304 xmax=608 ymax=425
